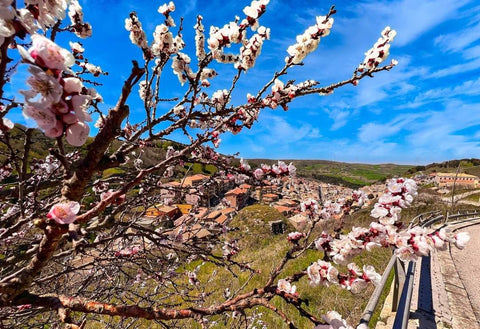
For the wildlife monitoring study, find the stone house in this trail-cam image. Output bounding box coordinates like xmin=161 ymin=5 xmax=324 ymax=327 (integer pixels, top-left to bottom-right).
xmin=434 ymin=173 xmax=479 ymax=189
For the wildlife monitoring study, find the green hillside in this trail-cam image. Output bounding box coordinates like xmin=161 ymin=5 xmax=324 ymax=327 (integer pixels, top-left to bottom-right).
xmin=406 ymin=158 xmax=480 ymax=176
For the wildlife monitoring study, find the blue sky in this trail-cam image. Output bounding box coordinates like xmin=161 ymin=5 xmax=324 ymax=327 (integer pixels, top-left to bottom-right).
xmin=8 ymin=0 xmax=480 ymax=164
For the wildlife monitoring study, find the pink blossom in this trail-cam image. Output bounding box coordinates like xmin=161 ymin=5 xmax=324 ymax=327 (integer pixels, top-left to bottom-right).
xmin=362 ymin=265 xmax=381 ymax=285
xmin=115 ymin=246 xmax=140 ymax=257
xmin=454 ymin=232 xmax=470 ymax=250
xmin=47 ymin=201 xmax=80 ymax=224
xmin=158 ymin=1 xmax=175 ymax=15
xmin=287 ymin=231 xmax=305 ymax=243
xmin=1 ymin=117 xmax=14 ymax=131
xmin=347 ymin=263 xmax=362 ymax=277
xmin=350 ymin=278 xmax=368 ymax=294
xmin=17 ymin=8 xmax=38 ymax=34
xmin=24 ymin=65 xmax=63 ymax=103
xmin=411 ymin=234 xmax=431 ymax=256
xmin=29 ymin=34 xmax=74 ymax=70
xmin=68 ymin=0 xmax=92 ymax=38
xmin=44 ymin=120 xmax=64 ymax=138
xmin=63 ymin=77 xmax=84 ymax=94
xmin=286 ymin=15 xmax=334 ymax=64
xmin=358 ymin=26 xmax=396 ymax=72
xmin=52 ymin=100 xmax=69 ymax=114
xmin=82 ymin=62 xmax=103 ymax=77
xmin=65 ymin=121 xmax=90 ymax=146
xmin=277 ymin=278 xmax=297 ymax=295
xmin=239 ymin=158 xmax=251 ymax=171
xmin=16 ymin=304 xmax=32 ymax=311
xmin=370 ymin=204 xmax=389 ymax=219
xmin=394 ymin=246 xmax=417 ymax=262
xmin=125 ymin=13 xmax=149 ymax=49
xmin=23 ymin=103 xmax=57 ymax=130
xmin=253 ymin=168 xmax=264 ymax=180
xmin=307 ymin=260 xmax=338 ymax=287
xmin=317 ymin=310 xmax=354 ymax=329
xmin=71 ymin=95 xmax=92 ymax=122
xmin=314 ymin=232 xmax=333 ymax=251
xmin=62 ymin=113 xmax=78 ymax=125
xmin=69 ymin=41 xmax=84 ymax=53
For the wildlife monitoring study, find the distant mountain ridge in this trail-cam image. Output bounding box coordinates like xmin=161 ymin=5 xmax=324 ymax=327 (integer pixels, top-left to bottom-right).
xmin=4 ymin=126 xmax=479 ymax=185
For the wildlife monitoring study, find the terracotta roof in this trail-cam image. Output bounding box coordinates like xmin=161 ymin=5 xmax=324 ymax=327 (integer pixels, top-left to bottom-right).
xmin=183 ymin=174 xmax=209 ymax=187
xmin=263 ymin=193 xmax=279 ymax=198
xmin=226 ymin=187 xmax=248 ymax=196
xmin=277 ymin=199 xmax=298 ymax=207
xmin=222 ymin=207 xmax=236 ymax=216
xmin=274 ymin=205 xmax=291 ymax=214
xmin=174 ymin=215 xmax=192 ymax=226
xmin=206 ymin=209 xmax=222 ymax=220
xmin=206 ymin=207 xmax=236 ymax=220
xmin=216 ymin=214 xmax=229 ymax=224
xmin=194 ymin=207 xmax=209 ymax=219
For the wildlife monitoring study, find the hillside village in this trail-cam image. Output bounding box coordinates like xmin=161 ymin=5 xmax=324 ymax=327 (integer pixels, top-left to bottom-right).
xmin=129 ymin=169 xmax=480 ymax=243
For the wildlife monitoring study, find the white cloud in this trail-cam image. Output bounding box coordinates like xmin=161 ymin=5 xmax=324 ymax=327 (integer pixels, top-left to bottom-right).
xmin=324 ymin=108 xmax=351 ymax=130
xmin=464 ymin=45 xmax=480 ymax=60
xmin=404 ymin=77 xmax=480 ymax=108
xmin=343 ymin=0 xmax=470 ymax=47
xmin=429 ymin=57 xmax=480 ymax=78
xmin=255 ymin=114 xmax=320 ymax=144
xmin=434 ymin=21 xmax=480 ymax=54
xmin=358 ymin=113 xmax=426 ymax=143
xmin=406 ymin=101 xmax=480 ymax=146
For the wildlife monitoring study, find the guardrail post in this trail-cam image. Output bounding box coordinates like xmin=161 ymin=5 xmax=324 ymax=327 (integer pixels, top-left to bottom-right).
xmin=392 ymin=257 xmax=406 ymax=312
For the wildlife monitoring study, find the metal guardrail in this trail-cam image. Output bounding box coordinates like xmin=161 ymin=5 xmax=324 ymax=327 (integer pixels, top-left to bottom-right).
xmin=359 ymin=210 xmax=480 ymax=329
xmin=358 ymin=256 xmax=397 ymax=326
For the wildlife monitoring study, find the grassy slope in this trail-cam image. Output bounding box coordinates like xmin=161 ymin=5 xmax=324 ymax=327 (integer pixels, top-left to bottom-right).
xmin=176 ymin=205 xmax=393 ymax=328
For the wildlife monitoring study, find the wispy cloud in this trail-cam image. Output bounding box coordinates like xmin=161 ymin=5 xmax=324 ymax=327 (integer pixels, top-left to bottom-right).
xmin=358 ymin=113 xmax=427 ymax=143
xmin=464 ymin=45 xmax=480 ymax=60
xmin=324 ymin=107 xmax=351 ymax=131
xmin=428 ymin=57 xmax=480 ymax=78
xmin=339 ymin=0 xmax=470 ymax=46
xmin=434 ymin=21 xmax=480 ymax=54
xmin=404 ymin=77 xmax=480 ymax=108
xmin=406 ymin=101 xmax=480 ymax=145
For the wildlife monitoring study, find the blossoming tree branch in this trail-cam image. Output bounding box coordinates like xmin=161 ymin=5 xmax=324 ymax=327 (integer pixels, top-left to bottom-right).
xmin=0 ymin=0 xmax=470 ymax=328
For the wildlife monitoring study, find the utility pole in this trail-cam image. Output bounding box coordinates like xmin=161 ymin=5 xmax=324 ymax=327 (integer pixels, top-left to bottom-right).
xmin=451 ymin=162 xmax=461 ymax=208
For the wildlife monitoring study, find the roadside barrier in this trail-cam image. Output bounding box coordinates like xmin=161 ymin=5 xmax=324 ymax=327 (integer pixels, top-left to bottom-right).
xmin=358 ymin=209 xmax=480 ymax=329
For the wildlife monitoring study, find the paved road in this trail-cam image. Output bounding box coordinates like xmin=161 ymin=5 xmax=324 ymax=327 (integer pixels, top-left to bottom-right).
xmin=450 ymin=224 xmax=480 ymax=324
